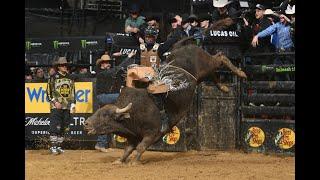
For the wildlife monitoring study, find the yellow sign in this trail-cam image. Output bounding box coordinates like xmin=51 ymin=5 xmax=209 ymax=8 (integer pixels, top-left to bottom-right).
xmin=162 ymin=126 xmax=180 ymax=145
xmin=245 ymin=127 xmax=265 ymax=148
xmin=25 ymin=83 xmax=51 ymax=113
xmin=275 ymin=128 xmax=295 ymax=149
xmin=74 ymin=82 xmax=93 ymax=113
xmin=114 ymin=135 xmax=127 ymax=143
xmin=25 ymin=82 xmax=93 ymax=113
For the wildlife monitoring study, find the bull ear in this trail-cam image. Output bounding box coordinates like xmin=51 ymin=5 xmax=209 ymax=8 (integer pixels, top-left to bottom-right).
xmin=114 ymin=112 xmax=130 ymax=121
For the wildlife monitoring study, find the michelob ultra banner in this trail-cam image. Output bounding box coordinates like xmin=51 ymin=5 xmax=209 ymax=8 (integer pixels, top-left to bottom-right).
xmin=25 ymin=82 xmax=93 ymax=113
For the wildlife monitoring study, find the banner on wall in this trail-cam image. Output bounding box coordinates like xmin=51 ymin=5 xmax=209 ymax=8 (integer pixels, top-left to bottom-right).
xmin=25 ymin=82 xmax=93 ymax=113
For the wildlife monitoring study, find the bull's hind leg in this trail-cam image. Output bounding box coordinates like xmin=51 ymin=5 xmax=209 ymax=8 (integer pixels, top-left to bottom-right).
xmin=130 ymin=135 xmax=155 ymax=165
xmin=216 ymin=53 xmax=247 ymax=79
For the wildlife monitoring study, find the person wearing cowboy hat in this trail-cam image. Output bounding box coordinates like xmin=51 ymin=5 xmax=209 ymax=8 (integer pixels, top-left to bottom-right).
xmin=251 ymin=5 xmax=294 ymax=81
xmin=251 ymin=7 xmax=294 ymax=52
xmin=93 ymin=50 xmax=136 ymax=152
xmin=212 ymin=0 xmax=237 ymax=22
xmin=46 ymin=57 xmax=76 ymax=155
xmin=285 ymin=4 xmax=295 ymax=44
xmin=125 ymin=4 xmax=145 ymax=34
xmin=94 ymin=53 xmax=115 ymax=152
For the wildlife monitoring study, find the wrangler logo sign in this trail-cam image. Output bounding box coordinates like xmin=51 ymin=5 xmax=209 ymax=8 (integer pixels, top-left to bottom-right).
xmin=25 ymin=82 xmax=93 ymax=113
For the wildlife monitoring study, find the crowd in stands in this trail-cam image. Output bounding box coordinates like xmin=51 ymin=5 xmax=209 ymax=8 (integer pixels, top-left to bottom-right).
xmin=25 ymin=0 xmax=295 ymax=82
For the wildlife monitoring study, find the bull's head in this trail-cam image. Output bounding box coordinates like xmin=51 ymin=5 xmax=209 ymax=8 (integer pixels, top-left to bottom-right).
xmin=83 ymin=103 xmax=132 ymax=135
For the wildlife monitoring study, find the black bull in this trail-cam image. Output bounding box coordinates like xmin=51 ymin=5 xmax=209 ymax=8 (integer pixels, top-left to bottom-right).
xmin=84 ymin=44 xmax=247 ymax=164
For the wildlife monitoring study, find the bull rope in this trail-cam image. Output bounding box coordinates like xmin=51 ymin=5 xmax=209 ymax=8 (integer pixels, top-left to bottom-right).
xmin=164 ymin=64 xmax=198 ymax=82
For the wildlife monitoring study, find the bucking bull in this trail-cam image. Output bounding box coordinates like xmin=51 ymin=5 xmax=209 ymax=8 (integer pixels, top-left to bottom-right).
xmin=84 ymin=44 xmax=247 ymax=165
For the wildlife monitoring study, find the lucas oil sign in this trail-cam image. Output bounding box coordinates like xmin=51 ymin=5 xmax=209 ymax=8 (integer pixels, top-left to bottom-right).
xmin=25 ymin=82 xmax=93 ymax=113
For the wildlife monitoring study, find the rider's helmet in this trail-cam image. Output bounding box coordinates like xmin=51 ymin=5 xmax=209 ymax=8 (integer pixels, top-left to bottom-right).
xmin=144 ymin=26 xmax=159 ymax=46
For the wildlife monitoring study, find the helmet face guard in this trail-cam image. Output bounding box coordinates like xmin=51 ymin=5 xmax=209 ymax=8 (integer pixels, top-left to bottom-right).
xmin=145 ymin=35 xmax=156 ymax=45
xmin=144 ymin=27 xmax=159 ymax=45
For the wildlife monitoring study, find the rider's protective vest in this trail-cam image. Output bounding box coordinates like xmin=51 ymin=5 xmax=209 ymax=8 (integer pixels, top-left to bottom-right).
xmin=140 ymin=43 xmax=160 ymax=68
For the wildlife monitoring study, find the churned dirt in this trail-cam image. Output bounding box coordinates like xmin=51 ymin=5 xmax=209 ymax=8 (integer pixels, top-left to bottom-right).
xmin=26 ymin=149 xmax=294 ymax=180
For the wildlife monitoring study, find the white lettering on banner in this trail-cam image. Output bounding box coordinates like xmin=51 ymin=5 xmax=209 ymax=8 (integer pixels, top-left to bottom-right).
xmin=26 ymin=116 xmax=87 ymax=127
xmin=58 ymin=42 xmax=70 ymax=46
xmin=70 ymin=131 xmax=83 ymax=135
xmin=120 ymin=48 xmax=134 ymax=55
xmin=25 ymin=117 xmax=50 ymax=126
xmin=116 ymin=33 xmax=131 ymax=36
xmin=31 ymin=131 xmax=50 ymax=135
xmin=30 ymin=42 xmax=42 ymax=46
xmin=209 ymin=30 xmax=239 ymax=37
xmin=86 ymin=41 xmax=98 ymax=45
xmin=71 ymin=117 xmax=86 ymax=126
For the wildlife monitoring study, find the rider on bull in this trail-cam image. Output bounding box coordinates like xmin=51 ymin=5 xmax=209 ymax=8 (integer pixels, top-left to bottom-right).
xmin=137 ymin=26 xmax=170 ymax=133
xmin=139 ymin=26 xmax=161 ymax=68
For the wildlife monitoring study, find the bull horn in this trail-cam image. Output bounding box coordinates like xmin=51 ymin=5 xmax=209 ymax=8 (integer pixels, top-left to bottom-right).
xmin=116 ymin=103 xmax=132 ymax=114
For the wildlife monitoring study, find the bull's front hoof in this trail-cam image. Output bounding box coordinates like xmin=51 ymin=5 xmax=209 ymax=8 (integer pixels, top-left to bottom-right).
xmin=220 ymin=85 xmax=230 ymax=93
xmin=129 ymin=160 xmax=142 ymax=166
xmin=112 ymin=159 xmax=124 ymax=165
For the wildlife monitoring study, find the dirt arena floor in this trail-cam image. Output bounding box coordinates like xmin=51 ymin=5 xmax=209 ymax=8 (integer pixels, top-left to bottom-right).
xmin=26 ymin=149 xmax=294 ymax=180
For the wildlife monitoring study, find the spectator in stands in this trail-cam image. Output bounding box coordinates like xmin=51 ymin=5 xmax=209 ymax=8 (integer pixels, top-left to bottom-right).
xmin=33 ymin=68 xmax=46 ymax=82
xmin=263 ymin=9 xmax=279 ymax=49
xmin=284 ymin=4 xmax=295 ymax=45
xmin=249 ymin=4 xmax=274 ymax=53
xmin=251 ymin=12 xmax=294 ymax=52
xmin=189 ymin=14 xmax=199 ymax=28
xmin=48 ymin=67 xmax=56 ymax=77
xmin=25 ymin=66 xmax=33 ymax=81
xmin=199 ymin=13 xmax=213 ymax=30
xmin=158 ymin=14 xmax=186 ymax=61
xmin=212 ymin=0 xmax=237 ymax=30
xmin=125 ymin=4 xmax=145 ymax=35
xmin=251 ymin=9 xmax=294 ymax=81
xmin=181 ymin=14 xmax=192 ymax=37
xmin=145 ymin=15 xmax=160 ymax=30
xmin=76 ymin=62 xmax=92 ymax=79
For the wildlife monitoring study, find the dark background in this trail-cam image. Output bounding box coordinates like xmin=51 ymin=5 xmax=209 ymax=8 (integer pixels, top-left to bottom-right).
xmin=25 ymin=0 xmax=286 ymax=38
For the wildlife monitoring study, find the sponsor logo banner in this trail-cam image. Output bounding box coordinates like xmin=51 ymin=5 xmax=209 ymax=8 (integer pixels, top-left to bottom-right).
xmin=275 ymin=128 xmax=295 ymax=149
xmin=162 ymin=126 xmax=181 ymax=145
xmin=25 ymin=82 xmax=93 ymax=113
xmin=245 ymin=126 xmax=265 ymax=148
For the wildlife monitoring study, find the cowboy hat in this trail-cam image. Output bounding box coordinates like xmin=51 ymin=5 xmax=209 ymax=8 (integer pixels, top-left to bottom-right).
xmin=96 ymin=54 xmax=111 ymax=66
xmin=285 ymin=5 xmax=295 ymax=15
xmin=54 ymin=57 xmax=69 ymax=66
xmin=264 ymin=9 xmax=275 ymax=15
xmin=213 ymin=0 xmax=232 ymax=8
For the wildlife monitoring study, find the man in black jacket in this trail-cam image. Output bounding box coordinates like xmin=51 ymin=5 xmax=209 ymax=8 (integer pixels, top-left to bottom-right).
xmin=243 ymin=4 xmax=273 ymax=54
xmin=94 ymin=51 xmax=136 ymax=152
xmin=158 ymin=14 xmax=187 ymax=61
